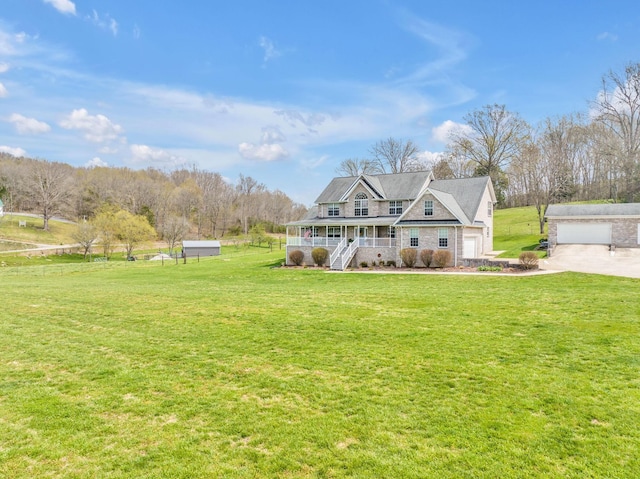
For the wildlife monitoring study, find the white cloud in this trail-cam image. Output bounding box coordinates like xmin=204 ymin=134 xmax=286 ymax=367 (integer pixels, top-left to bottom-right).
xmin=238 ymin=142 xmax=289 ymax=162
xmin=597 ymin=32 xmax=618 ymax=42
xmin=259 ymin=36 xmax=281 ymax=65
xmin=43 ymin=0 xmax=76 ymax=16
xmin=431 ymin=120 xmax=472 ymax=144
xmin=417 ymin=150 xmax=443 ymax=164
xmin=0 ymin=82 xmax=6 ymax=98
xmin=9 ymin=113 xmax=52 ymax=134
xmin=0 ymin=63 xmax=9 ymax=73
xmin=0 ymin=145 xmax=27 ymax=157
xmin=60 ymin=108 xmax=123 ymax=142
xmin=130 ymin=144 xmax=186 ymax=166
xmin=87 ymin=10 xmax=119 ymax=36
xmin=86 ymin=157 xmax=108 ymax=168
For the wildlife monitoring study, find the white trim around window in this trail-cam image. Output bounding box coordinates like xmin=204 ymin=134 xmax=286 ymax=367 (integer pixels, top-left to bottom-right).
xmin=438 ymin=227 xmax=448 ymax=248
xmin=424 ymin=200 xmax=434 ymax=216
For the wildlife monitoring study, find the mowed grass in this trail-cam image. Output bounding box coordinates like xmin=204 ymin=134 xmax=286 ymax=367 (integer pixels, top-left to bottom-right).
xmin=1 ymin=250 xmax=639 ymax=478
xmin=0 ymin=214 xmax=77 ymax=245
xmin=494 ymin=206 xmax=547 ymax=258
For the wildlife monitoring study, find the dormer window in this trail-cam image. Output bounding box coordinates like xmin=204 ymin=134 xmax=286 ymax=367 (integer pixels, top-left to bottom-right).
xmin=328 ymin=203 xmax=340 ymax=217
xmin=354 ymin=193 xmax=368 ymax=216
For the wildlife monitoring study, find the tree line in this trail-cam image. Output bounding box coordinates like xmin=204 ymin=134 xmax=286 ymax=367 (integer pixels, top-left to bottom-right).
xmin=0 ymin=156 xmax=308 ymax=243
xmin=336 ymin=63 xmax=640 ymax=233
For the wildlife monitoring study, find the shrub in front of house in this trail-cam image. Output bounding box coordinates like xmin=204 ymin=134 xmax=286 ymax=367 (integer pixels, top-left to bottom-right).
xmin=432 ymin=250 xmax=452 ymax=268
xmin=519 ymin=251 xmax=539 ymax=270
xmin=360 ymin=261 xmax=368 ymax=268
xmin=420 ymin=249 xmax=434 ymax=267
xmin=289 ymin=249 xmax=304 ymax=266
xmin=311 ymin=247 xmax=329 ymax=266
xmin=400 ymin=248 xmax=418 ymax=268
xmin=386 ymin=260 xmax=396 ymax=267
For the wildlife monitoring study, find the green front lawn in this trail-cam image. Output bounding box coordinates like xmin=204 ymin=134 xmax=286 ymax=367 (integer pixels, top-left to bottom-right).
xmin=0 ymin=250 xmax=638 ymax=478
xmin=494 ymin=206 xmax=547 ymax=258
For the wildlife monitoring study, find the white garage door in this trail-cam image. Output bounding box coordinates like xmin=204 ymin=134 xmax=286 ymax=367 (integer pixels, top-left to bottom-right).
xmin=463 ymin=237 xmax=477 ymax=258
xmin=557 ymin=223 xmax=612 ymax=244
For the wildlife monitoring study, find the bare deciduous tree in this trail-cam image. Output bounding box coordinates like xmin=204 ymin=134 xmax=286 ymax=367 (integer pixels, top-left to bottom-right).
xmin=335 ymin=158 xmax=381 ymax=176
xmin=447 ymin=104 xmax=530 ymax=204
xmin=369 ymin=137 xmax=424 ymax=173
xmin=592 ymin=62 xmax=640 ymax=201
xmin=26 ymin=160 xmax=73 ymax=231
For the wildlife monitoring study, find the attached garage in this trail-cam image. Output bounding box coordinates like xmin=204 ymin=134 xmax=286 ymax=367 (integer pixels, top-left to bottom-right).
xmin=546 ymin=203 xmax=640 ymax=249
xmin=463 ymin=236 xmax=478 ymax=258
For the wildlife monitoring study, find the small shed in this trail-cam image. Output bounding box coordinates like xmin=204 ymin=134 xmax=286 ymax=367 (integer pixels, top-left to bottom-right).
xmin=0 ymin=198 xmax=4 ymax=217
xmin=182 ymin=240 xmax=221 ymax=258
xmin=545 ymin=203 xmax=640 ymax=247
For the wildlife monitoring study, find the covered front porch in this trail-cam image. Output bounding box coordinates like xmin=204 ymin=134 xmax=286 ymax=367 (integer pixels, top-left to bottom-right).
xmin=285 ymin=220 xmax=398 ymax=269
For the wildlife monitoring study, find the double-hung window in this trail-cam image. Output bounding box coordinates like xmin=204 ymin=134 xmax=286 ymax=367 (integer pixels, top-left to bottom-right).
xmin=410 ymin=228 xmax=419 ymax=247
xmin=424 ymin=200 xmax=434 ymax=216
xmin=438 ymin=228 xmax=448 ymax=248
xmin=389 ymin=200 xmax=403 ymax=215
xmin=354 ymin=193 xmax=368 ymax=216
xmin=328 ymin=203 xmax=340 ymax=217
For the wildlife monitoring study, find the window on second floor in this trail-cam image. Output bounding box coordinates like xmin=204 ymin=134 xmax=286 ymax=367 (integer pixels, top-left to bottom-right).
xmin=424 ymin=200 xmax=434 ymax=216
xmin=389 ymin=200 xmax=403 ymax=215
xmin=354 ymin=193 xmax=368 ymax=216
xmin=328 ymin=203 xmax=340 ymax=216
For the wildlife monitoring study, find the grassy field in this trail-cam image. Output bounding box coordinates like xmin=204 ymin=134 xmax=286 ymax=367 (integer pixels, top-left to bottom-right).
xmin=493 ymin=206 xmax=547 ymax=258
xmin=0 ymin=214 xmax=77 ymax=245
xmin=1 ymin=249 xmax=639 ymax=478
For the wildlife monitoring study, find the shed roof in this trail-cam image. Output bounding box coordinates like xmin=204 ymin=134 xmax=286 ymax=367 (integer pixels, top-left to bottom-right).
xmin=183 ymin=240 xmax=221 ymax=248
xmin=545 ymin=203 xmax=640 ymax=218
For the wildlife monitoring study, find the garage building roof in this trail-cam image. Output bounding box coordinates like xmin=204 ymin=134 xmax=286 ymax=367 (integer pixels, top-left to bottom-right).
xmin=546 ymin=203 xmax=640 ymax=218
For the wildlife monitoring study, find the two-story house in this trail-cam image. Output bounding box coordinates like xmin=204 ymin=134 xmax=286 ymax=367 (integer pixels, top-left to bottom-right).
xmin=285 ymin=171 xmax=496 ymax=269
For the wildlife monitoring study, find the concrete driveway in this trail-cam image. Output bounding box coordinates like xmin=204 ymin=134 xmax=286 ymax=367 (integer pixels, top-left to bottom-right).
xmin=540 ymin=244 xmax=640 ymax=279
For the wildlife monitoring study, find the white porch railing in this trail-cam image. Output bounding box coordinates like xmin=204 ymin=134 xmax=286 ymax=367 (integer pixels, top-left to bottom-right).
xmin=357 ymin=238 xmax=396 ymax=248
xmin=329 ymin=238 xmax=347 ymax=266
xmin=287 ymin=237 xmax=396 ymax=248
xmin=287 ymin=236 xmax=344 ymax=247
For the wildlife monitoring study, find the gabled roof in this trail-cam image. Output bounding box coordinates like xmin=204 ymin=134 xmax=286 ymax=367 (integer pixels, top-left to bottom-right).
xmin=315 ymin=171 xmax=433 ymax=203
xmin=393 ymin=176 xmax=492 ymax=227
xmin=429 ymin=176 xmax=494 ymax=222
xmin=545 ymin=203 xmax=640 ymax=218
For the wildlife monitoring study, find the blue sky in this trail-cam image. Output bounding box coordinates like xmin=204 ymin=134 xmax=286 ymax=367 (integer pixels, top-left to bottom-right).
xmin=1 ymin=0 xmax=639 ymax=205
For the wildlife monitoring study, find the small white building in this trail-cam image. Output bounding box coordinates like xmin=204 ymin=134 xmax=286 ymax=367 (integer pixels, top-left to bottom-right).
xmin=0 ymin=198 xmax=4 ymax=217
xmin=182 ymin=240 xmax=221 ymax=258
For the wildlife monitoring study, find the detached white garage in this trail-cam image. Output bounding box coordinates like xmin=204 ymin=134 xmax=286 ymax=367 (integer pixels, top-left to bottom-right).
xmin=556 ymin=223 xmax=612 ymax=245
xmin=546 ymin=203 xmax=640 ymax=248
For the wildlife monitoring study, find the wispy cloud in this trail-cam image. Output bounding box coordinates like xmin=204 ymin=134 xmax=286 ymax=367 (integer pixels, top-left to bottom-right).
xmin=596 ymin=32 xmax=618 ymax=42
xmin=43 ymin=0 xmax=76 ymax=16
xmin=238 ymin=125 xmax=289 ymax=162
xmin=9 ymin=113 xmax=51 ymax=134
xmin=0 ymin=63 xmax=9 ymax=73
xmin=0 ymin=82 xmax=6 ymax=98
xmin=87 ymin=10 xmax=119 ymax=36
xmin=60 ymin=108 xmax=124 ymax=143
xmin=259 ymin=36 xmax=281 ymax=66
xmin=133 ymin=24 xmax=141 ymax=40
